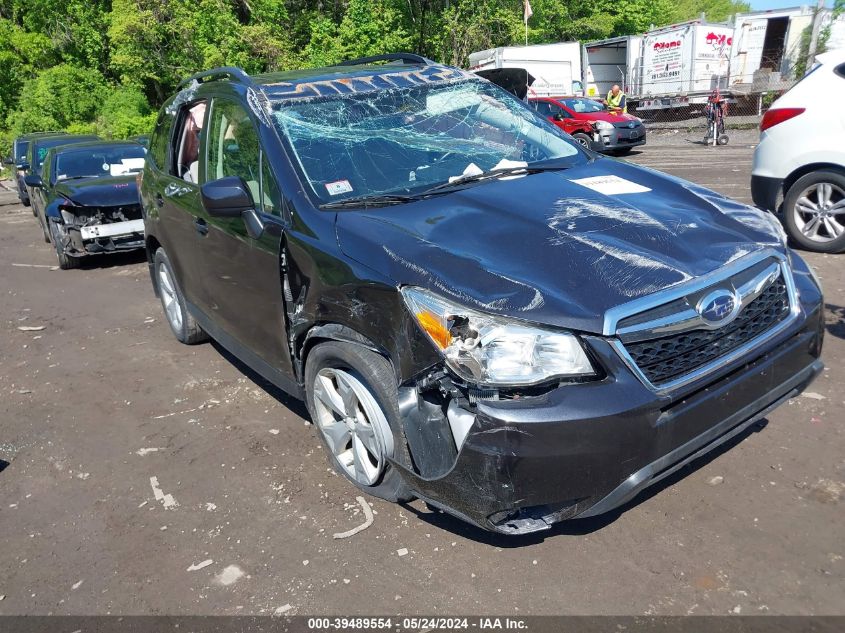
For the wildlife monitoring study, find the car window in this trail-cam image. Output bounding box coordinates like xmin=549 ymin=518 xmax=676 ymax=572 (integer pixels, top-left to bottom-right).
xmin=150 ymin=110 xmax=174 ymax=171
xmin=173 ymin=101 xmax=207 ymax=183
xmin=16 ymin=141 xmax=29 ymax=163
xmin=272 ymin=79 xmax=583 ymax=204
xmin=31 ymin=137 xmax=98 ymax=174
xmin=206 ymin=99 xmax=262 ymax=205
xmin=533 ymin=101 xmax=552 ymax=117
xmin=260 ymin=156 xmax=281 ymax=216
xmin=560 ymin=98 xmax=605 ymax=113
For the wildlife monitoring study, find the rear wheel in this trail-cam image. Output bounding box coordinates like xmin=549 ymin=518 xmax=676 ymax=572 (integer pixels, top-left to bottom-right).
xmin=49 ymin=222 xmax=80 ymax=270
xmin=305 ymin=341 xmax=413 ymax=503
xmin=153 ymin=248 xmax=208 ymax=344
xmin=782 ymin=170 xmax=845 ymax=253
xmin=717 ymin=134 xmax=729 ymax=146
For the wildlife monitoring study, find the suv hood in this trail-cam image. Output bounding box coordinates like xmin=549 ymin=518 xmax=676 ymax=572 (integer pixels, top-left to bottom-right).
xmin=55 ymin=175 xmax=140 ymax=207
xmin=336 ymin=159 xmax=784 ymax=334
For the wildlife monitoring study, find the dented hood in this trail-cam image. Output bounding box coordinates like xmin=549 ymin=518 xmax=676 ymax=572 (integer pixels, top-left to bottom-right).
xmin=55 ymin=175 xmax=140 ymax=208
xmin=335 ymin=159 xmax=784 ymax=334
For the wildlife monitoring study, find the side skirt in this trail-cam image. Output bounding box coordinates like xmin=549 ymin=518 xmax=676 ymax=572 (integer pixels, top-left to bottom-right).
xmin=185 ymin=300 xmax=304 ymax=401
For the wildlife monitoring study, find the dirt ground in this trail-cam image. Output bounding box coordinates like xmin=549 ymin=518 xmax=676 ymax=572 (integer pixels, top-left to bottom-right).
xmin=0 ymin=133 xmax=843 ymax=616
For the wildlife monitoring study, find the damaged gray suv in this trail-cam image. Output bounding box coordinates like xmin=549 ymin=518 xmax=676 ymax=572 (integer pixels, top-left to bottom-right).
xmin=141 ymin=54 xmax=824 ymax=534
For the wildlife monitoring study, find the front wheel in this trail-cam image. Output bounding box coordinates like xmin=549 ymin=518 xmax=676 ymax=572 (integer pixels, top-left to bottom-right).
xmin=49 ymin=222 xmax=80 ymax=270
xmin=153 ymin=248 xmax=208 ymax=344
xmin=305 ymin=341 xmax=413 ymax=503
xmin=571 ymin=132 xmax=593 ymax=150
xmin=782 ymin=170 xmax=845 ymax=253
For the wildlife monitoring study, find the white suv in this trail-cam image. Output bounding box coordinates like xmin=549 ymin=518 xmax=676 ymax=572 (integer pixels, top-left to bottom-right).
xmin=751 ymin=50 xmax=845 ymax=253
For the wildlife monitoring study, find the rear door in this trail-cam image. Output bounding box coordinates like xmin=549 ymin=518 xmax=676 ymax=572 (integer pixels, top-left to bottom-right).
xmin=195 ymin=96 xmax=292 ymax=372
xmin=154 ymin=99 xmax=209 ymax=308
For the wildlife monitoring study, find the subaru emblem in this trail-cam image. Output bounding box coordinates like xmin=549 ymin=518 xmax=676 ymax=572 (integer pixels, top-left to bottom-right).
xmin=697 ymin=289 xmax=740 ymax=326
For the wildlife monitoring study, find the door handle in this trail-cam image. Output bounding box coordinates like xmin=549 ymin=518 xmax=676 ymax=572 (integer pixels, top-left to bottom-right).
xmin=194 ymin=218 xmax=208 ymax=236
xmin=164 ymin=182 xmax=191 ymax=198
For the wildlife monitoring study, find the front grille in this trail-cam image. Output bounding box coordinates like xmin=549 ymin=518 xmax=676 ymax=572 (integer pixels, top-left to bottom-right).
xmin=624 ymin=278 xmax=789 ymax=385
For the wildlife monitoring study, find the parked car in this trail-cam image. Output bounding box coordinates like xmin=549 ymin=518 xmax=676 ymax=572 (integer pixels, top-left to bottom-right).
xmin=129 ymin=134 xmax=150 ymax=148
xmin=4 ymin=131 xmax=65 ymax=207
xmin=476 ymin=68 xmax=599 ymax=150
xmin=25 ymin=134 xmax=99 ymax=226
xmin=751 ymin=49 xmax=845 ymax=253
xmin=530 ymin=96 xmax=646 ymax=154
xmin=26 ymin=140 xmax=147 ymax=269
xmin=142 ymin=55 xmax=823 ymax=535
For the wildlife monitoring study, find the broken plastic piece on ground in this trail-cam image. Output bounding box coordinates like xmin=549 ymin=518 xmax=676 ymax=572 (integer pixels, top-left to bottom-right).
xmin=333 ymin=495 xmax=374 ymax=539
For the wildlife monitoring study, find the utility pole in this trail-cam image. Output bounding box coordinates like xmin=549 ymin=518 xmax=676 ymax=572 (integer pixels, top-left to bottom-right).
xmin=806 ymin=0 xmax=826 ymax=71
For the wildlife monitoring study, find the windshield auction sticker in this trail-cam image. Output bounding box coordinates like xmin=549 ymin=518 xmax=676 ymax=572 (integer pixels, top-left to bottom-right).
xmin=325 ymin=179 xmax=353 ymax=195
xmin=570 ymin=175 xmax=651 ymax=195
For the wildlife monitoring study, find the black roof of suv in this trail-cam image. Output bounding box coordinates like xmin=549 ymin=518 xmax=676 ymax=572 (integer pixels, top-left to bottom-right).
xmin=140 ymin=54 xmax=823 ymax=535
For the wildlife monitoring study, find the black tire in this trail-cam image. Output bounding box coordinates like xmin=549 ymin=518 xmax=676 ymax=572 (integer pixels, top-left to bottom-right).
xmin=24 ymin=198 xmax=32 ymax=209
xmin=572 ymin=132 xmax=593 ymax=150
xmin=40 ymin=214 xmax=50 ymax=243
xmin=153 ymin=248 xmax=209 ymax=344
xmin=49 ymin=222 xmax=80 ymax=270
xmin=782 ymin=170 xmax=845 ymax=254
xmin=717 ymin=134 xmax=729 ymax=146
xmin=305 ymin=341 xmax=413 ymax=503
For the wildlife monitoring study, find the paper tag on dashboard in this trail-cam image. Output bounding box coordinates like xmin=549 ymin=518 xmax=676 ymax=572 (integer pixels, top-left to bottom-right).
xmin=325 ymin=180 xmax=353 ymax=196
xmin=570 ymin=175 xmax=651 ymax=195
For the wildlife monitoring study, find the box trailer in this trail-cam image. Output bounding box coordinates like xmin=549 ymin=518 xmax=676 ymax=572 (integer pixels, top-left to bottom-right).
xmin=468 ymin=43 xmax=584 ymax=97
xmin=583 ymin=35 xmax=643 ymax=99
xmin=637 ymin=20 xmax=734 ymax=110
xmin=729 ymin=7 xmax=845 ymax=92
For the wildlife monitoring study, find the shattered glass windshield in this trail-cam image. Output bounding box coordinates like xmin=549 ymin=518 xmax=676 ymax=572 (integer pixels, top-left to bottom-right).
xmin=271 ymin=79 xmax=584 ymax=204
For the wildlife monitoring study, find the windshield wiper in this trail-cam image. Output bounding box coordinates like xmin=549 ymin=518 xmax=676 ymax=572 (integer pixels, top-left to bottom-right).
xmin=420 ymin=165 xmax=570 ymax=194
xmin=320 ymin=193 xmax=427 ymax=209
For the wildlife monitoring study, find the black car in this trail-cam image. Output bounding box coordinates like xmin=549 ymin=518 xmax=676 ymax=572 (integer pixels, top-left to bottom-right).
xmin=4 ymin=131 xmax=66 ymax=207
xmin=26 ymin=140 xmax=147 ymax=269
xmin=25 ymin=134 xmax=100 ymax=226
xmin=141 ymin=55 xmax=824 ymax=535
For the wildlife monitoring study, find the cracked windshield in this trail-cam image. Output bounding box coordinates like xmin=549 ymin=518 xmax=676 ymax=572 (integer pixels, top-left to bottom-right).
xmin=271 ymin=80 xmax=583 ymax=203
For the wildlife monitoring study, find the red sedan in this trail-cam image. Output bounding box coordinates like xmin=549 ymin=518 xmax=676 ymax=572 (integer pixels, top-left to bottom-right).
xmin=530 ymin=96 xmax=646 ymax=154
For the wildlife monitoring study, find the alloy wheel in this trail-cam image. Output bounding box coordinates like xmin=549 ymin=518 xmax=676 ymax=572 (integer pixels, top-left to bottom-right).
xmin=793 ymin=182 xmax=845 ymax=243
xmin=312 ymin=367 xmax=393 ymax=486
xmin=158 ymin=264 xmax=183 ymax=332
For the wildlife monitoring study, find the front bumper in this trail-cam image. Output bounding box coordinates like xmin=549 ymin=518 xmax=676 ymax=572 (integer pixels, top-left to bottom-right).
xmin=751 ymin=174 xmax=783 ymax=213
xmin=393 ymin=270 xmax=823 ymax=534
xmin=594 ymin=126 xmax=647 ymax=152
xmin=65 ymin=219 xmax=145 ymax=255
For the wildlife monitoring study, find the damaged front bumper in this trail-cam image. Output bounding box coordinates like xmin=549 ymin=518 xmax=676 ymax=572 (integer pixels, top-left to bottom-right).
xmin=391 ymin=294 xmax=823 ymax=535
xmin=62 ymin=219 xmax=145 ymax=255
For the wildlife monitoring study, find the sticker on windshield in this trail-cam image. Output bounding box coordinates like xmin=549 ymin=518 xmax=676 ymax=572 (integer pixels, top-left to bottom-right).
xmin=325 ymin=179 xmax=353 ymax=196
xmin=570 ymin=175 xmax=651 ymax=195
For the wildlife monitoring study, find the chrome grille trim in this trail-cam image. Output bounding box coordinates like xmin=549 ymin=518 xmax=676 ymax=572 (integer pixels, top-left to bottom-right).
xmin=603 ymin=249 xmax=800 ymax=394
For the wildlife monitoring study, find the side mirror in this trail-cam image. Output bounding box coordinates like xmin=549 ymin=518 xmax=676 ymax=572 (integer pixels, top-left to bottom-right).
xmin=201 ymin=176 xmax=254 ymax=218
xmin=24 ymin=174 xmax=43 ymax=188
xmin=201 ymin=176 xmax=264 ymax=239
xmin=3 ymin=157 xmax=14 ymax=166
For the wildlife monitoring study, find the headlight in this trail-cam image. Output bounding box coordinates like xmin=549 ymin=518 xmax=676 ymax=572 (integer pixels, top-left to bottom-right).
xmin=594 ymin=120 xmax=614 ymax=130
xmin=401 ymin=287 xmax=595 ymax=386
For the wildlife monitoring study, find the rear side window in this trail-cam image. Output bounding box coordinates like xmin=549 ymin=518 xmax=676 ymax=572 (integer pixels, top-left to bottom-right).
xmin=149 ymin=110 xmax=174 ymax=171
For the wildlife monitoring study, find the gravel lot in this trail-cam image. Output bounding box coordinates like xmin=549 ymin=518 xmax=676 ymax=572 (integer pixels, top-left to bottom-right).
xmin=0 ymin=135 xmax=842 ymax=616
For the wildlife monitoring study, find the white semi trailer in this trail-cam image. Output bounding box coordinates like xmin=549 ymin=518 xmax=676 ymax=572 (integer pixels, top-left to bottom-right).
xmin=468 ymin=43 xmax=585 ymax=97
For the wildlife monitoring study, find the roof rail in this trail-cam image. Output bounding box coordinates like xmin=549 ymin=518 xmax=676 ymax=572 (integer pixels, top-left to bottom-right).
xmin=338 ymin=53 xmax=434 ymax=67
xmin=178 ymin=66 xmax=253 ymax=89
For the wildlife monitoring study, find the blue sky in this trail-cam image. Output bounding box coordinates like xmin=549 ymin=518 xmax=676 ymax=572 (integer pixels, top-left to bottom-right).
xmin=748 ymin=0 xmax=832 ymax=9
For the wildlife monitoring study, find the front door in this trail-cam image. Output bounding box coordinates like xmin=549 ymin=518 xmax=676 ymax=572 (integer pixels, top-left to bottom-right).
xmin=196 ymin=97 xmax=292 ymax=374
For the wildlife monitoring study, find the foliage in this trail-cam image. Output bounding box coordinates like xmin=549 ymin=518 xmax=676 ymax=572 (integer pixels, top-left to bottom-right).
xmin=0 ymin=0 xmax=767 ymax=146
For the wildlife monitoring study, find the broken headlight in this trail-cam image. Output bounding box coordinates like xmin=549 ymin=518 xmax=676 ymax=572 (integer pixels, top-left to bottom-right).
xmin=402 ymin=287 xmax=595 ymax=387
